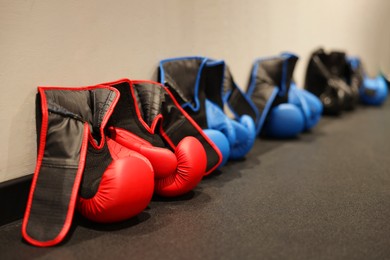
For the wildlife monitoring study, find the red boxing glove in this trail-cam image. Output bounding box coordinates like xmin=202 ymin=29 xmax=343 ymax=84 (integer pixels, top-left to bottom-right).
xmin=22 ymin=86 xmax=154 ymax=247
xmin=110 ymin=127 xmax=205 ymax=197
xmin=109 ymin=128 xmax=177 ymax=179
xmin=77 ymin=138 xmax=154 ymax=223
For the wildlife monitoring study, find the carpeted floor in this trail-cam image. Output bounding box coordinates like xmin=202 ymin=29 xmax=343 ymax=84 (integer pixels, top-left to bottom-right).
xmin=1 ymin=101 xmax=390 ymax=260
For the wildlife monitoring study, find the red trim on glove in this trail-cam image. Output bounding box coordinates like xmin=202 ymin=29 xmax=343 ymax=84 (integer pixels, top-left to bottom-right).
xmin=22 ymin=92 xmax=90 ymax=247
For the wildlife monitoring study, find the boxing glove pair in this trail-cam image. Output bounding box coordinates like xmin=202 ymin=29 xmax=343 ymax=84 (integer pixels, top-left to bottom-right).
xmin=103 ymin=79 xmax=222 ymax=195
xmin=23 ymin=86 xmax=154 ymax=247
xmin=348 ymin=57 xmax=388 ymax=106
xmin=216 ymin=56 xmax=321 ymax=137
xmin=159 ymin=57 xmax=256 ymax=164
xmin=305 ymin=48 xmax=360 ymax=115
xmin=247 ymin=53 xmax=322 ymax=138
xmin=203 ymin=59 xmax=257 ymax=160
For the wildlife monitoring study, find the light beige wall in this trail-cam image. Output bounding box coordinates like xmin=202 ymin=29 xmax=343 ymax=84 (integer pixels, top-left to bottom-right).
xmin=0 ymin=0 xmax=389 ymax=182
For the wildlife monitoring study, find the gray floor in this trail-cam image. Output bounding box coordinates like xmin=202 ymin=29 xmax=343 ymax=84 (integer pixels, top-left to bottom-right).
xmin=1 ymin=101 xmax=390 ymax=260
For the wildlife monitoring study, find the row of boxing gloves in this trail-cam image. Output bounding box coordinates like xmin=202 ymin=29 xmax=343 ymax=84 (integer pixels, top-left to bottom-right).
xmin=22 ymin=50 xmax=389 ymax=247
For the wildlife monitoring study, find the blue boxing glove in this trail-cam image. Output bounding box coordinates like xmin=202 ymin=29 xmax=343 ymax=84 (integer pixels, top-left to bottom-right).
xmin=348 ymin=56 xmax=388 ymax=106
xmin=289 ymin=83 xmax=323 ymax=131
xmin=202 ymin=129 xmax=230 ymax=167
xmin=229 ymin=115 xmax=256 ymax=159
xmin=247 ymin=53 xmax=306 ymax=139
xmin=360 ymin=76 xmax=388 ymax=106
xmin=206 ymin=99 xmax=256 ymax=160
xmin=264 ymin=102 xmax=305 ymax=138
xmin=205 ymin=99 xmax=236 ymax=144
xmin=159 ymin=56 xmax=255 ymax=167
